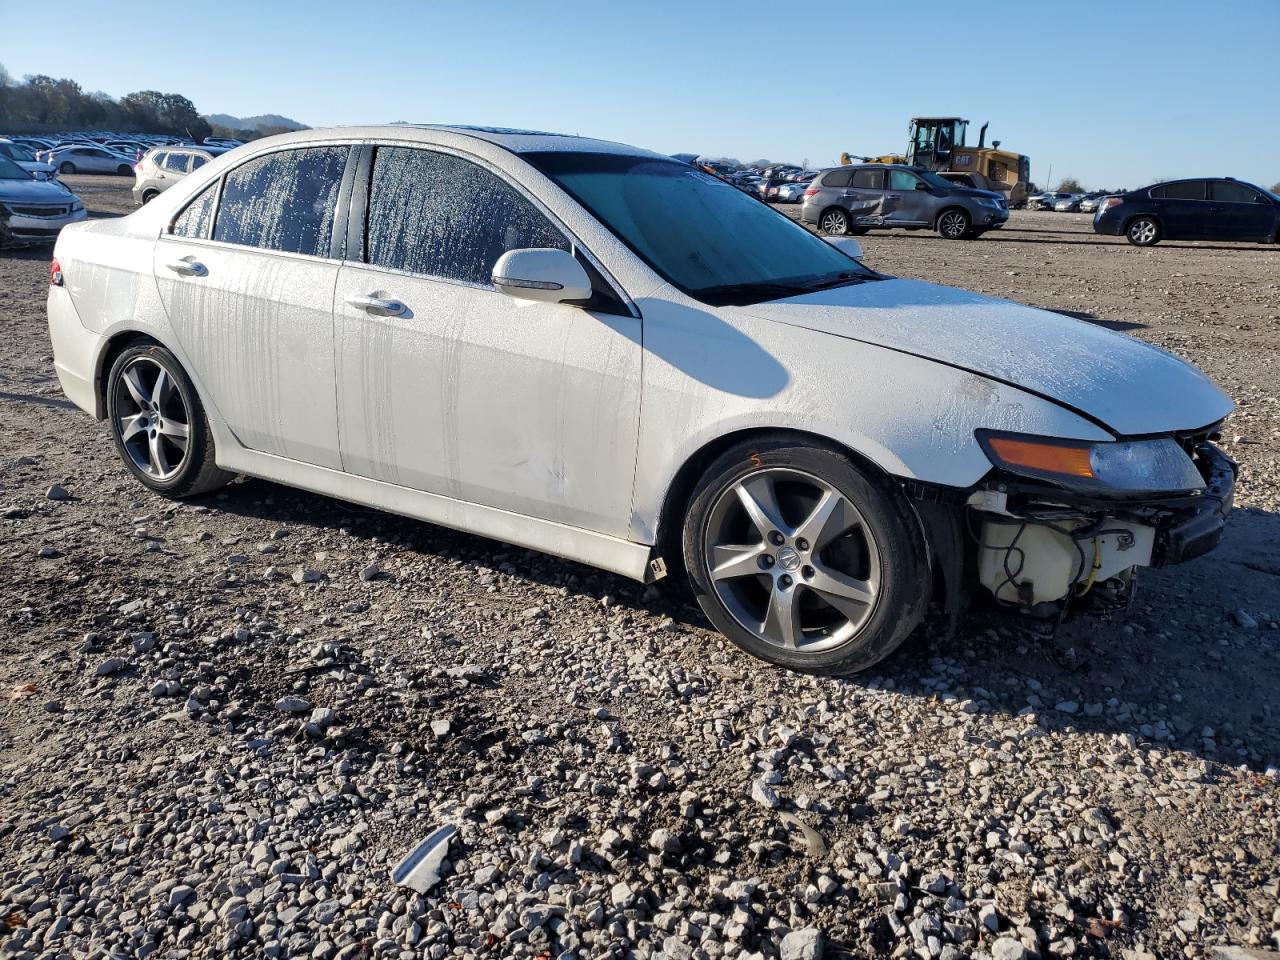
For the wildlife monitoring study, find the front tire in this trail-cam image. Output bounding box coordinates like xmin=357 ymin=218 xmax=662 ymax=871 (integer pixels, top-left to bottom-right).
xmin=59 ymin=161 xmax=76 ymax=175
xmin=106 ymin=344 xmax=233 ymax=498
xmin=1126 ymin=216 xmax=1161 ymax=246
xmin=819 ymin=208 xmax=851 ymax=235
xmin=682 ymin=439 xmax=929 ymax=675
xmin=937 ymin=208 xmax=971 ymax=239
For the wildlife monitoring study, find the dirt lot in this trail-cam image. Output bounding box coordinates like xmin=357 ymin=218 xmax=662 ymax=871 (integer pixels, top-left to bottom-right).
xmin=1 ymin=176 xmax=1277 ymax=960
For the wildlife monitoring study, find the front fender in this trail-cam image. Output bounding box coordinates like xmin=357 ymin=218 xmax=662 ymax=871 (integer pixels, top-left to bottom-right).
xmin=630 ymin=296 xmax=1112 ymax=543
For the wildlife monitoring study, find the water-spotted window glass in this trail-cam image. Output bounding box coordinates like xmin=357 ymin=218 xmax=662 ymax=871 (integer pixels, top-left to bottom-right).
xmin=163 ymin=153 xmax=190 ymax=173
xmin=171 ymin=182 xmax=217 ymax=240
xmin=366 ymin=147 xmax=568 ymax=284
xmin=213 ymin=146 xmax=349 ymax=257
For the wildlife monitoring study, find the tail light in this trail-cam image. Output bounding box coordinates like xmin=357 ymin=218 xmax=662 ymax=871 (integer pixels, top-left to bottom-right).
xmin=1100 ymin=197 xmax=1122 ymax=212
xmin=50 ymin=258 xmax=64 ymax=287
xmin=804 ymin=187 xmax=819 ymax=197
xmin=134 ymin=162 xmax=143 ymax=173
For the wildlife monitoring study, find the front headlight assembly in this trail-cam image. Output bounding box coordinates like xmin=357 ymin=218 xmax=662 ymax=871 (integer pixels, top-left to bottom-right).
xmin=977 ymin=430 xmax=1205 ymax=495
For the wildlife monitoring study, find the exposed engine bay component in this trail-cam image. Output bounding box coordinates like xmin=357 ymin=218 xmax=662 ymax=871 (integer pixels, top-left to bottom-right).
xmin=975 ymin=513 xmax=1152 ymax=606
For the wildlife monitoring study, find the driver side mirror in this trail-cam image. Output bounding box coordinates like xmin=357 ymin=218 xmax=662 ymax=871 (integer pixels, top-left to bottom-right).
xmin=823 ymin=235 xmax=864 ymax=260
xmin=492 ymin=248 xmax=592 ymax=304
xmin=914 ymin=181 xmax=931 ymax=191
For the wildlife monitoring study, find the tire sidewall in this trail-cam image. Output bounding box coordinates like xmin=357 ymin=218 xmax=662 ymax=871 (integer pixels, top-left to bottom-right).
xmin=59 ymin=162 xmax=75 ymax=174
xmin=105 ymin=344 xmax=214 ymax=497
xmin=682 ymin=440 xmax=929 ymax=675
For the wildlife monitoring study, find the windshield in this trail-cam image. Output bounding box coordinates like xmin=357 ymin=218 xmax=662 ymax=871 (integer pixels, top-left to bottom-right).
xmin=917 ymin=169 xmax=957 ymax=190
xmin=1 ymin=143 xmax=36 ymax=162
xmin=0 ymin=156 xmax=31 ymax=180
xmin=525 ymin=152 xmax=878 ymax=306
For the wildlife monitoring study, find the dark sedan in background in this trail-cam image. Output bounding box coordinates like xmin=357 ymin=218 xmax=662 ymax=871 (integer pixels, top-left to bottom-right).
xmin=1094 ymin=177 xmax=1280 ymax=246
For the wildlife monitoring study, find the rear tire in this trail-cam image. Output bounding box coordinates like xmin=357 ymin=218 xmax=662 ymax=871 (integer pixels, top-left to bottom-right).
xmin=1126 ymin=216 xmax=1161 ymax=246
xmin=117 ymin=164 xmax=133 ymax=176
xmin=141 ymin=190 xmax=159 ymax=204
xmin=819 ymin=208 xmax=851 ymax=235
xmin=106 ymin=344 xmax=234 ymax=498
xmin=682 ymin=438 xmax=929 ymax=675
xmin=937 ymin=208 xmax=970 ymax=240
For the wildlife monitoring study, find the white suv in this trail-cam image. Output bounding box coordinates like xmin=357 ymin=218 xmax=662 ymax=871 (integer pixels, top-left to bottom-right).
xmin=46 ymin=126 xmax=1235 ymax=675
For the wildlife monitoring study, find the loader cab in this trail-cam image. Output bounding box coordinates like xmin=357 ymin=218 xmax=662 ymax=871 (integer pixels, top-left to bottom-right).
xmin=906 ymin=118 xmax=969 ymax=167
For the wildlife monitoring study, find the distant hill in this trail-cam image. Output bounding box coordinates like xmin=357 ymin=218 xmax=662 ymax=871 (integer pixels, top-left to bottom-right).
xmin=204 ymin=113 xmax=307 ymax=133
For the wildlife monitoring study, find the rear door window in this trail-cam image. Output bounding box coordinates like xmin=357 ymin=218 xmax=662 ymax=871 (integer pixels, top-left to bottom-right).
xmin=1157 ymin=181 xmax=1206 ymax=201
xmin=163 ymin=153 xmax=190 ymax=173
xmin=1211 ymin=181 xmax=1260 ymax=203
xmin=364 ymin=146 xmax=568 ymax=285
xmin=213 ymin=146 xmax=350 ymax=257
xmin=850 ymin=169 xmax=884 ymax=189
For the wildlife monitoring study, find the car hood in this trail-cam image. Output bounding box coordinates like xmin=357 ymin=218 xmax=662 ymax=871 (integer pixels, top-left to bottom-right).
xmin=733 ymin=277 xmax=1233 ymax=436
xmin=0 ymin=177 xmax=77 ymax=203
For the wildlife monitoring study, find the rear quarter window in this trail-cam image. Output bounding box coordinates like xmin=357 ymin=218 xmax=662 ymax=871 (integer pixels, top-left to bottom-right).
xmin=820 ymin=169 xmax=853 ymax=188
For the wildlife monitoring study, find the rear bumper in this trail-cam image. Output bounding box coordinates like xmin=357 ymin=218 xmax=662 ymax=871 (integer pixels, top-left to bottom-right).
xmin=47 ymin=285 xmax=103 ymax=417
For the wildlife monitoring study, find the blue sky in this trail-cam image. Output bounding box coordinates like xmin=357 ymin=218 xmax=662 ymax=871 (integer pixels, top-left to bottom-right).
xmin=4 ymin=0 xmax=1278 ymax=190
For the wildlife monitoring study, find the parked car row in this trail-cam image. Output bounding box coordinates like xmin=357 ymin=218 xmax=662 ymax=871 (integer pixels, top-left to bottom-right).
xmin=0 ymin=131 xmax=245 ymax=176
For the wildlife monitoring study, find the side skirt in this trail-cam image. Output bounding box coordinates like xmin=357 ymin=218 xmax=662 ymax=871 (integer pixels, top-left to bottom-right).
xmin=215 ymin=447 xmax=656 ymax=582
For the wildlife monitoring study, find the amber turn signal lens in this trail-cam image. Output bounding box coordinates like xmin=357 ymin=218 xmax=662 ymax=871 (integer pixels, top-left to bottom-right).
xmin=986 ymin=436 xmax=1094 ymax=478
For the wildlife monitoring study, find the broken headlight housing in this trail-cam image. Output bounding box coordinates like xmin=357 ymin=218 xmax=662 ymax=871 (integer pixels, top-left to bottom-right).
xmin=977 ymin=431 xmax=1206 ymax=496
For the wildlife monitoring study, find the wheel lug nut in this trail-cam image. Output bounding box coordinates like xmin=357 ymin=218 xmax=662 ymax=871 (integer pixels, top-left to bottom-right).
xmin=779 ymin=574 xmax=793 ymax=588
xmin=796 ymin=537 xmax=809 ymax=551
xmin=759 ymin=555 xmax=775 ymax=569
xmin=801 ymin=565 xmax=815 ymax=580
xmin=767 ymin=531 xmax=784 ymax=546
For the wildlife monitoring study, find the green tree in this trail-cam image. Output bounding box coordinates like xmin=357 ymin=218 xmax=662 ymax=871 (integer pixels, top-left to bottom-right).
xmin=1057 ymin=176 xmax=1085 ymax=193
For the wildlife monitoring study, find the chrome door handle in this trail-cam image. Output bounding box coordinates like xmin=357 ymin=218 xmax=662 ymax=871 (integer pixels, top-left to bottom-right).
xmin=346 ymin=294 xmax=407 ymax=317
xmin=164 ymin=259 xmax=206 ymax=277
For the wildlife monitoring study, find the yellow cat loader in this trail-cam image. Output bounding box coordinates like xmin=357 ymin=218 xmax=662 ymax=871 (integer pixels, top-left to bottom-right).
xmin=842 ymin=118 xmax=1031 ymax=208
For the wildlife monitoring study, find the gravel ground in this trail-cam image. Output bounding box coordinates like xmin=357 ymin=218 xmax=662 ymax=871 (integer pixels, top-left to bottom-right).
xmin=1 ymin=176 xmax=1278 ymax=960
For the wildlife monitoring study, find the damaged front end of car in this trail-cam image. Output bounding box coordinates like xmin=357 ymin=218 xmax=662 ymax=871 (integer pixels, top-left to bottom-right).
xmin=913 ymin=424 xmax=1236 ymax=635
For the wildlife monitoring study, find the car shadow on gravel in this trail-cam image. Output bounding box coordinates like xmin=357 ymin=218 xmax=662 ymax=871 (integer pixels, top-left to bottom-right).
xmin=198 ymin=474 xmax=1280 ymax=771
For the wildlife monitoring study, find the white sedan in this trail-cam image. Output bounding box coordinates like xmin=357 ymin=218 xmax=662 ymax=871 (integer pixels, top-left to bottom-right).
xmin=47 ymin=125 xmax=1235 ymax=675
xmin=40 ymin=145 xmax=136 ymax=176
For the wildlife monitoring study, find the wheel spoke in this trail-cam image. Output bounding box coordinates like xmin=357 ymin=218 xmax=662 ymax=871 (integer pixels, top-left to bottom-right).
xmin=151 ymin=368 xmax=172 ymax=409
xmin=807 ymin=561 xmax=876 ymax=619
xmin=734 ymin=475 xmax=787 ymax=539
xmin=710 ymin=543 xmax=768 ymax=581
xmin=122 ymin=368 xmax=149 ymax=409
xmin=148 ymin=431 xmax=169 ymax=476
xmin=794 ymin=488 xmax=857 ymax=552
xmin=761 ymin=585 xmax=802 ymax=648
xmin=159 ymin=419 xmax=189 ymax=452
xmin=119 ymin=416 xmax=146 ymax=443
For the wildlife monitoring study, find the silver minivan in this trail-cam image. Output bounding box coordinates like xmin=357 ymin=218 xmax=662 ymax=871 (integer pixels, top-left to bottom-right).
xmin=801 ymin=163 xmax=1008 ymax=240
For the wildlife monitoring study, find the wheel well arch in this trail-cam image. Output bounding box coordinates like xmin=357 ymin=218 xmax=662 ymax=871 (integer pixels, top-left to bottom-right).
xmin=652 ymin=426 xmax=902 ymax=574
xmin=94 ymin=331 xmax=164 ymax=418
xmin=817 ymin=205 xmax=850 ymax=228
xmin=1122 ymin=211 xmax=1162 ymax=234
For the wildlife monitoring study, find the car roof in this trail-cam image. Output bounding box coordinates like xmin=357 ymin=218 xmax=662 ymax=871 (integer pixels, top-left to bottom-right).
xmin=240 ymin=124 xmax=670 ymax=161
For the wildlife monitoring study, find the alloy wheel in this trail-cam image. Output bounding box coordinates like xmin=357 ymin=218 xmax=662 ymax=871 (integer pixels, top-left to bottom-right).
xmin=112 ymin=357 xmax=191 ymax=481
xmin=940 ymin=211 xmax=968 ymax=238
xmin=702 ymin=467 xmax=880 ymax=652
xmin=820 ymin=210 xmax=849 ymax=235
xmin=1130 ymin=219 xmax=1157 ymax=244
